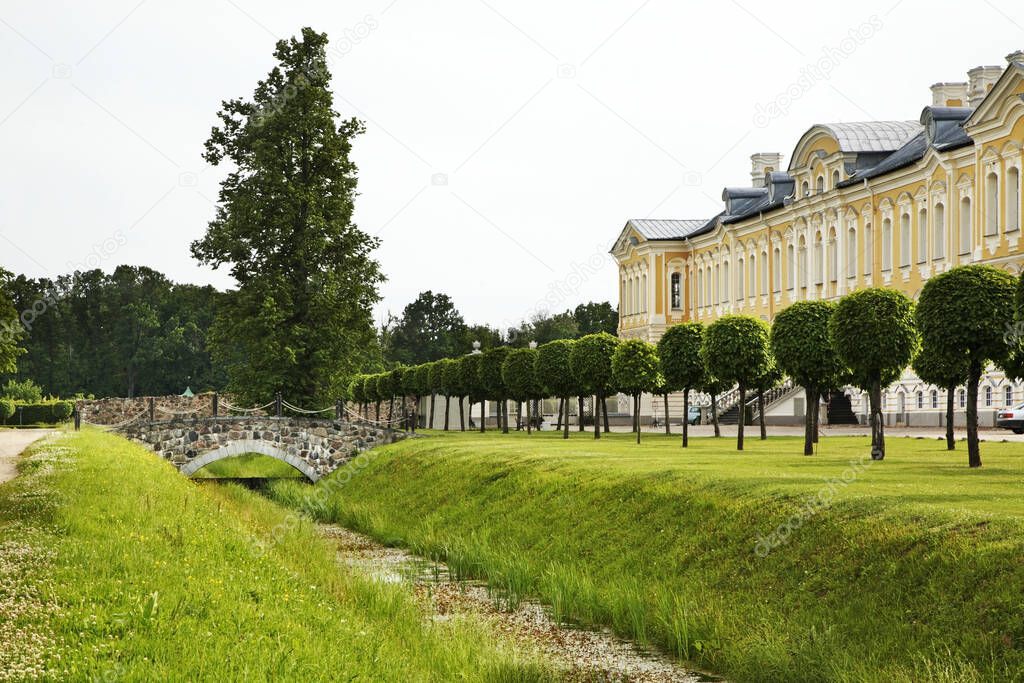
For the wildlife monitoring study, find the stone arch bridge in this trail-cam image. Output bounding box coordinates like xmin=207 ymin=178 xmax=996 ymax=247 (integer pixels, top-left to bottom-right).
xmin=116 ymin=416 xmax=404 ymax=482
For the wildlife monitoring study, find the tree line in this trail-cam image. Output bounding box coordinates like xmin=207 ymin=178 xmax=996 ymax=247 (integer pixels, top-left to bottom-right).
xmin=350 ymin=265 xmax=1024 ymax=468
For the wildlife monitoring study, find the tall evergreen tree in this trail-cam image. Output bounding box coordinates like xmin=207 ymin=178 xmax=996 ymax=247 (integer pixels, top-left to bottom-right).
xmin=192 ymin=28 xmax=383 ymax=406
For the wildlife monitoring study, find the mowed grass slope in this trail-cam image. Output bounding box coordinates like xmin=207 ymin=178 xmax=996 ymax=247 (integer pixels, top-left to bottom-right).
xmin=269 ymin=430 xmax=1024 ymax=683
xmin=0 ymin=429 xmax=554 ymax=681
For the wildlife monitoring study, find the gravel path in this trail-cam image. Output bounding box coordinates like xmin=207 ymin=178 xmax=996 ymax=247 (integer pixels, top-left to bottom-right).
xmin=0 ymin=430 xmax=54 ymax=485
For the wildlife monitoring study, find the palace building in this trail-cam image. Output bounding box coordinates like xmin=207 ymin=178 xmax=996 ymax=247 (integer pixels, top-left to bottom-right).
xmin=611 ymin=51 xmax=1024 ymax=427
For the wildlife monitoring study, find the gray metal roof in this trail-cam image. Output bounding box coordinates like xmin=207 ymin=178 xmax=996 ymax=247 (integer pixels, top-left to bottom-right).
xmin=628 ymin=219 xmax=708 ymax=240
xmin=818 ymin=121 xmax=923 ymax=152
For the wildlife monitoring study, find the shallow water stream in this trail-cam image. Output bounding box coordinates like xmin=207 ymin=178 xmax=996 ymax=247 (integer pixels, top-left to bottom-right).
xmin=318 ymin=524 xmax=718 ymax=682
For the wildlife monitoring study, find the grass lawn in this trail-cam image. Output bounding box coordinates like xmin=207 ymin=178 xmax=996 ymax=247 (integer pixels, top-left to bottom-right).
xmin=268 ymin=429 xmax=1024 ymax=683
xmin=0 ymin=429 xmax=555 ymax=681
xmin=190 ymin=452 xmax=306 ymax=479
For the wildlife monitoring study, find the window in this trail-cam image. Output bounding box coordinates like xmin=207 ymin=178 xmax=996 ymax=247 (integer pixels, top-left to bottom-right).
xmin=722 ymin=261 xmax=730 ymax=302
xmin=813 ymin=233 xmax=823 ymax=284
xmin=917 ymin=208 xmax=928 ymax=263
xmin=832 ymin=169 xmax=840 ymax=188
xmin=1008 ymin=167 xmax=1020 ymax=232
xmin=828 ymin=228 xmax=838 ymax=282
xmin=959 ymin=389 xmax=965 ymax=408
xmin=760 ymin=250 xmax=768 ymax=295
xmin=959 ymin=196 xmax=972 ymax=255
xmin=816 ymin=175 xmax=825 ymax=194
xmin=798 ymin=237 xmax=808 ymax=290
xmin=773 ymin=247 xmax=782 ymax=292
xmin=899 ymin=213 xmax=911 ymax=267
xmin=1006 ymin=385 xmax=1013 ymax=406
xmin=748 ymin=254 xmax=757 ymax=298
xmin=882 ymin=218 xmax=893 ymax=271
xmin=801 ymin=180 xmax=809 ymax=197
xmin=714 ymin=264 xmax=720 ymax=304
xmin=670 ymin=272 xmax=681 ymax=310
xmin=705 ymin=269 xmax=712 ymax=307
xmin=641 ymin=274 xmax=647 ymax=312
xmin=931 ymin=390 xmax=938 ymax=409
xmin=846 ymin=226 xmax=857 ymax=276
xmin=933 ymin=203 xmax=945 ymax=259
xmin=787 ymin=244 xmax=795 ymax=289
xmin=737 ymin=258 xmax=745 ymax=301
xmin=897 ymin=392 xmax=905 ymax=414
xmin=985 ymin=386 xmax=993 ymax=408
xmin=696 ymin=270 xmax=703 ymax=309
xmin=864 ymin=223 xmax=873 ymax=276
xmin=916 ymin=391 xmax=923 ymax=409
xmin=985 ymin=172 xmax=998 ymax=236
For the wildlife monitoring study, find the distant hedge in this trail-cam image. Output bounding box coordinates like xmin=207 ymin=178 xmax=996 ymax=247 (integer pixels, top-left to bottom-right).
xmin=1 ymin=400 xmax=74 ymax=425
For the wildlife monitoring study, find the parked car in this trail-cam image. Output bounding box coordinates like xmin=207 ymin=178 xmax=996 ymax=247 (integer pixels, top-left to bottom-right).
xmin=687 ymin=405 xmax=701 ymax=425
xmin=996 ymin=404 xmax=1024 ymax=434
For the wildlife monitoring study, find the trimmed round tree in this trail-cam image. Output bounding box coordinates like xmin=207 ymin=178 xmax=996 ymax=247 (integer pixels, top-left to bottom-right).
xmin=702 ymin=374 xmax=729 ymax=438
xmin=916 ymin=265 xmax=1016 ymax=467
xmin=479 ymin=347 xmax=511 ymax=433
xmin=399 ymin=365 xmax=419 ymax=432
xmin=611 ymin=338 xmax=662 ymax=444
xmin=657 ymin=323 xmax=705 ymax=447
xmin=569 ymin=333 xmax=619 ymax=440
xmin=502 ymin=347 xmax=541 ymax=434
xmin=829 ymin=288 xmax=918 ymax=461
xmin=701 ymin=315 xmax=772 ymax=451
xmin=770 ymin=301 xmax=847 ymax=455
xmin=912 ymin=345 xmax=968 ymax=452
xmin=363 ymin=374 xmax=381 ymax=422
xmin=348 ymin=374 xmax=365 ymax=420
xmin=459 ymin=354 xmax=486 ymax=433
xmin=536 ymin=339 xmax=577 ymax=439
xmin=441 ymin=358 xmax=469 ymax=431
xmin=414 ymin=363 xmax=433 ymax=430
xmin=427 ymin=360 xmax=446 ymax=429
xmin=436 ymin=358 xmax=458 ymax=431
xmin=388 ymin=366 xmax=405 ymax=426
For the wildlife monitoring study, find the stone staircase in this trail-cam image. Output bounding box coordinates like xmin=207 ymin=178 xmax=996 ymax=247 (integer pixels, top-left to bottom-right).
xmin=826 ymin=391 xmax=860 ymax=425
xmin=718 ymin=380 xmax=797 ymax=425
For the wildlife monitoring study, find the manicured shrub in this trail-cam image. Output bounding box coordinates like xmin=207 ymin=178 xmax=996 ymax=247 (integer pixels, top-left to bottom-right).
xmin=439 ymin=358 xmax=464 ymax=431
xmin=429 ymin=360 xmax=451 ymax=429
xmin=458 ymin=354 xmax=486 ymax=432
xmin=570 ymin=333 xmax=619 ymax=439
xmin=502 ymin=348 xmax=541 ymax=433
xmin=829 ymin=288 xmax=918 ymax=461
xmin=536 ymin=340 xmax=577 ymax=439
xmin=5 ymin=400 xmax=74 ymax=425
xmin=611 ymin=339 xmax=662 ymax=444
xmin=657 ymin=323 xmax=705 ymax=447
xmin=348 ymin=375 xmax=365 ymax=418
xmin=479 ymin=348 xmax=510 ymax=433
xmin=771 ymin=301 xmax=847 ymax=455
xmin=916 ymin=265 xmax=1016 ymax=467
xmin=702 ymin=315 xmax=772 ymax=451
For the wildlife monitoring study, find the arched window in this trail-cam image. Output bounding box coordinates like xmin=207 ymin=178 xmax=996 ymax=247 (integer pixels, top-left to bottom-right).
xmin=899 ymin=213 xmax=911 ymax=267
xmin=705 ymin=268 xmax=712 ymax=307
xmin=828 ymin=228 xmax=838 ymax=282
xmin=748 ymin=253 xmax=757 ymax=298
xmin=845 ymin=225 xmax=857 ymax=277
xmin=760 ymin=250 xmax=768 ymax=295
xmin=814 ymin=233 xmax=824 ymax=284
xmin=670 ymin=272 xmax=681 ymax=310
xmin=737 ymin=258 xmax=745 ymax=301
xmin=801 ymin=180 xmax=809 ymax=197
xmin=816 ymin=175 xmax=825 ymax=194
xmin=640 ymin=273 xmax=647 ymax=312
xmin=714 ymin=264 xmax=720 ymax=304
xmin=916 ymin=391 xmax=923 ymax=409
xmin=881 ymin=218 xmax=893 ymax=271
xmin=773 ymin=247 xmax=782 ymax=292
xmin=696 ymin=269 xmax=703 ymax=309
xmin=786 ymin=243 xmax=795 ymax=289
xmin=931 ymin=390 xmax=938 ymax=409
xmin=917 ymin=207 xmax=928 ymax=263
xmin=722 ymin=260 xmax=730 ymax=302
xmin=897 ymin=392 xmax=905 ymax=414
xmin=959 ymin=389 xmax=966 ymax=408
xmin=933 ymin=203 xmax=946 ymax=259
xmin=626 ymin=279 xmax=632 ymax=315
xmin=832 ymin=169 xmax=840 ymax=188
xmin=864 ymin=223 xmax=873 ymax=277
xmin=1008 ymin=166 xmax=1020 ymax=232
xmin=985 ymin=172 xmax=999 ymax=236
xmin=798 ymin=236 xmax=808 ymax=290
xmin=1005 ymin=385 xmax=1013 ymax=406
xmin=959 ymin=196 xmax=972 ymax=255
xmin=985 ymin=386 xmax=993 ymax=407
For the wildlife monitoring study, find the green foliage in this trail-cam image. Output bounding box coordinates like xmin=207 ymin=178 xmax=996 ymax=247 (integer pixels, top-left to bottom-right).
xmin=348 ymin=375 xmax=365 ymax=403
xmin=2 ymin=399 xmax=74 ymax=425
xmin=912 ymin=345 xmax=968 ymax=389
xmin=376 ymin=372 xmax=397 ymax=401
xmin=2 ymin=378 xmax=43 ymax=403
xmin=701 ymin=316 xmax=772 ymax=389
xmin=362 ymin=375 xmax=380 ymax=403
xmin=0 ymin=268 xmax=25 ymax=375
xmin=430 ymin=359 xmax=451 ymax=395
xmin=829 ymin=288 xmax=918 ymax=390
xmin=572 ymin=302 xmax=618 ymax=336
xmin=389 ymin=367 xmax=405 ymax=398
xmin=611 ymin=339 xmax=662 ymax=396
xmin=386 ymin=291 xmax=468 ymax=365
xmin=657 ymin=323 xmax=705 ymax=393
xmin=479 ymin=347 xmax=510 ymax=399
xmin=916 ymin=266 xmax=1016 ymax=369
xmin=770 ymin=301 xmax=846 ymax=390
xmin=440 ymin=358 xmax=465 ymax=397
xmin=399 ymin=366 xmax=418 ymax=397
xmin=192 ymin=28 xmax=383 ymax=407
xmin=535 ymin=340 xmax=577 ymax=398
xmin=501 ymin=348 xmax=541 ymax=401
xmin=458 ymin=354 xmax=485 ymax=401
xmin=414 ymin=363 xmax=434 ymax=397
xmin=0 ymin=398 xmax=13 ymax=421
xmin=569 ymin=333 xmax=619 ymax=396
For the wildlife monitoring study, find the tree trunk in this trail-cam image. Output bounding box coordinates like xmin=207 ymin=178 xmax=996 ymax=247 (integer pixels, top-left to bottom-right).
xmin=375 ymin=400 xmax=380 ymax=422
xmin=459 ymin=398 xmax=465 ymax=431
xmin=502 ymin=400 xmax=509 ymax=434
xmin=635 ymin=394 xmax=641 ymax=444
xmin=412 ymin=395 xmax=417 ymax=433
xmin=664 ymin=393 xmax=671 ymax=435
xmin=480 ymin=399 xmax=486 ymax=433
xmin=812 ymin=392 xmax=820 ymax=443
xmin=516 ymin=400 xmax=523 ymax=430
xmin=444 ymin=396 xmax=450 ymax=431
xmin=563 ymin=397 xmax=570 ymax=439
xmin=682 ymin=388 xmax=690 ymax=448
xmin=758 ymin=389 xmax=767 ymax=440
xmin=389 ymin=396 xmax=395 ymax=425
xmin=578 ymin=396 xmax=585 ymax=431
xmin=429 ymin=394 xmax=435 ymax=429
xmin=966 ymin=360 xmax=982 ymax=468
xmin=737 ymin=385 xmax=746 ymax=451
xmin=603 ymin=395 xmax=610 ymax=433
xmin=869 ymin=379 xmax=884 ymax=460
xmin=594 ymin=394 xmax=601 ymax=439
xmin=711 ymin=393 xmax=720 ymax=438
xmin=555 ymin=398 xmax=564 ymax=430
xmin=945 ymin=386 xmax=956 ymax=451
xmin=803 ymin=385 xmax=815 ymax=455
xmin=526 ymin=399 xmax=532 ymax=435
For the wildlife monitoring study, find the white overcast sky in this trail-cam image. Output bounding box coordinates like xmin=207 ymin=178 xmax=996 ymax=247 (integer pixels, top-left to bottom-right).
xmin=1 ymin=0 xmax=1022 ymax=331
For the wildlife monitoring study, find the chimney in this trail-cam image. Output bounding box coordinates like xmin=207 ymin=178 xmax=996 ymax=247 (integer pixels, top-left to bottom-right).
xmin=750 ymin=153 xmax=782 ymax=188
xmin=967 ymin=65 xmax=1003 ymax=108
xmin=930 ymin=82 xmax=968 ymax=107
